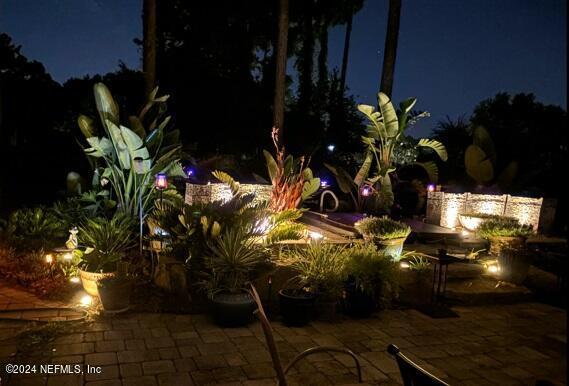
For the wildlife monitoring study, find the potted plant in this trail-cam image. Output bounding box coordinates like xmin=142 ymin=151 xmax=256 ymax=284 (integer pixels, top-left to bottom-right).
xmin=458 ymin=212 xmax=504 ymax=232
xmin=343 ymin=244 xmax=398 ymax=318
xmin=354 ymin=216 xmax=411 ymax=260
xmin=96 ymin=264 xmax=133 ymax=313
xmin=399 ymin=254 xmax=432 ymax=306
xmin=494 ymin=247 xmax=531 ymax=285
xmin=77 ymin=214 xmax=135 ymax=297
xmin=202 ymin=228 xmax=269 ymax=327
xmin=477 ymin=217 xmax=533 ymax=256
xmin=278 ymin=242 xmax=346 ymax=324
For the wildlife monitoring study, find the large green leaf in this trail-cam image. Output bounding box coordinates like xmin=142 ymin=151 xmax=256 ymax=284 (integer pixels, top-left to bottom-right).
xmin=358 ymin=104 xmax=386 ymax=139
xmin=302 ymin=178 xmax=320 ymax=200
xmin=78 ymin=115 xmax=96 ymax=139
xmin=85 ymin=137 xmax=112 ymax=157
xmin=324 ymin=163 xmax=355 ymax=194
xmin=108 ymin=121 xmax=149 ymax=169
xmin=212 ymin=170 xmax=240 ymax=196
xmin=128 ymin=116 xmax=146 ymax=139
xmin=354 ymin=151 xmax=373 ymax=187
xmin=415 ymin=161 xmax=439 ymax=183
xmin=465 ymin=144 xmax=494 ymax=183
xmin=472 ymin=126 xmax=496 ymax=165
xmin=397 ymin=97 xmax=417 ymax=135
xmin=94 ymin=83 xmax=119 ymax=127
xmin=302 ymin=168 xmax=313 ymax=181
xmin=263 ymin=150 xmax=278 ymax=182
xmin=377 ymin=174 xmax=394 ymax=212
xmin=417 ymin=138 xmax=448 ymax=161
xmin=497 ymin=161 xmax=518 ymax=189
xmin=377 ymin=92 xmax=399 ymax=137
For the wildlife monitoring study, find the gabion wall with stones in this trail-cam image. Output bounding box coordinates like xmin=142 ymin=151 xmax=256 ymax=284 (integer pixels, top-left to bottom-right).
xmin=185 ymin=183 xmax=272 ymax=205
xmin=427 ymin=192 xmax=543 ymax=231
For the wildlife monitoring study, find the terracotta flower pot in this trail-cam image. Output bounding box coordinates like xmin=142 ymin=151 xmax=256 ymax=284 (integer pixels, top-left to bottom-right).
xmin=79 ymin=269 xmax=116 ymax=297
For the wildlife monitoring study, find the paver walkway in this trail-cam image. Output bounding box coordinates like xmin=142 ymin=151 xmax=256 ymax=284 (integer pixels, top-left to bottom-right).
xmin=0 ymin=281 xmax=86 ymax=323
xmin=0 ymin=299 xmax=565 ymax=386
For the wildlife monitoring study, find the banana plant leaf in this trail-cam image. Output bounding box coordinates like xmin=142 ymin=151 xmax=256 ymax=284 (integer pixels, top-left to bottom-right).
xmin=354 ymin=151 xmax=373 ymax=187
xmin=94 ymin=83 xmax=119 ymax=127
xmin=377 ymin=92 xmax=399 ymax=138
xmin=324 ymin=163 xmax=355 ymax=194
xmin=417 ymin=138 xmax=448 ymax=161
xmin=302 ymin=178 xmax=320 ymax=200
xmin=415 ymin=161 xmax=439 ymax=183
xmin=85 ymin=137 xmax=112 ymax=157
xmin=78 ymin=115 xmax=97 ymax=139
xmin=263 ymin=150 xmax=278 ymax=182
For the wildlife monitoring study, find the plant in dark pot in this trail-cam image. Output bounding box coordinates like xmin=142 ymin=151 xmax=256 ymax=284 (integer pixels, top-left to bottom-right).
xmin=354 ymin=216 xmax=411 ymax=261
xmin=399 ymin=254 xmax=432 ymax=306
xmin=201 ymin=228 xmax=269 ymax=327
xmin=343 ymin=244 xmax=398 ymax=318
xmin=477 ymin=217 xmax=533 ymax=256
xmin=279 ymin=242 xmax=346 ymax=324
xmin=96 ymin=263 xmax=134 ymax=313
xmin=495 ymin=247 xmax=531 ymax=285
xmin=77 ymin=214 xmax=136 ymax=297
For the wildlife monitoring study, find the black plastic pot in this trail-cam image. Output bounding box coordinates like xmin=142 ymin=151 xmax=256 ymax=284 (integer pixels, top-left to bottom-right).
xmin=278 ymin=289 xmax=316 ymax=326
xmin=211 ymin=292 xmax=256 ymax=327
xmin=344 ymin=288 xmax=375 ymax=318
xmin=98 ymin=281 xmax=132 ymax=313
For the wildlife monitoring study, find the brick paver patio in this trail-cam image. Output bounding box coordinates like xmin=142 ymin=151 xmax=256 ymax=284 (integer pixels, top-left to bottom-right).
xmin=0 ymin=293 xmax=566 ymax=386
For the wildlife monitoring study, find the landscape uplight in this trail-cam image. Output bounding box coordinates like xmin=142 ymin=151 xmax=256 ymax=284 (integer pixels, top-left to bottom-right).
xmin=79 ymin=295 xmax=92 ymax=307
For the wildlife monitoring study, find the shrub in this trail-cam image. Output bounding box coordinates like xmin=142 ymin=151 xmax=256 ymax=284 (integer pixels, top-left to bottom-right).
xmin=343 ymin=244 xmax=398 ymax=305
xmin=77 ymin=214 xmax=136 ymax=273
xmin=354 ymin=216 xmax=411 ymax=240
xmin=0 ymin=247 xmax=71 ymax=298
xmin=4 ymin=207 xmax=67 ymax=251
xmin=201 ymin=228 xmax=269 ymax=297
xmin=279 ymin=242 xmax=347 ymax=300
xmin=477 ymin=217 xmax=534 ymax=239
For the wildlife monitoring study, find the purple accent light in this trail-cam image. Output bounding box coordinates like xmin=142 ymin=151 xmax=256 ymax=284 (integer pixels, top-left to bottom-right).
xmin=155 ymin=173 xmax=168 ymax=190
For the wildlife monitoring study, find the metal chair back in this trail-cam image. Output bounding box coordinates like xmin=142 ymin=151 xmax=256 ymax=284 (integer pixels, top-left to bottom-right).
xmin=387 ymin=344 xmax=449 ymax=386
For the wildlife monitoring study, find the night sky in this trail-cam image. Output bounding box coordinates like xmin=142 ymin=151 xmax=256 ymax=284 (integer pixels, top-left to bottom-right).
xmin=1 ymin=0 xmax=566 ymax=137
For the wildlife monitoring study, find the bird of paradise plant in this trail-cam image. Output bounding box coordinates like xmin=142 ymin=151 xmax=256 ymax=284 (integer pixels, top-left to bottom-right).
xmin=78 ymin=83 xmax=185 ymax=218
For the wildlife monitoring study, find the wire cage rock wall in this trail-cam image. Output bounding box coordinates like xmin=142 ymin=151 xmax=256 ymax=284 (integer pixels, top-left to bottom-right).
xmin=427 ymin=192 xmax=543 ymax=231
xmin=185 ymin=183 xmax=272 ymax=205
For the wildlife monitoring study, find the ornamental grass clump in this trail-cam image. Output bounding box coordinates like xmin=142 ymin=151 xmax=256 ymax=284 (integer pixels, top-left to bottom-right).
xmin=343 ymin=244 xmax=398 ymax=307
xmin=355 ymin=216 xmax=411 ymax=240
xmin=279 ymin=242 xmax=347 ymax=300
xmin=477 ymin=217 xmax=534 ymax=239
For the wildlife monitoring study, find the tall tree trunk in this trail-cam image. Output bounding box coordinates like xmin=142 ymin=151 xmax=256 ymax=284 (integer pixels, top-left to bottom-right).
xmin=380 ymin=0 xmax=401 ymax=97
xmin=317 ymin=20 xmax=328 ymax=92
xmin=298 ymin=0 xmax=314 ymax=114
xmin=339 ymin=13 xmax=353 ymax=94
xmin=143 ymin=0 xmax=157 ymax=99
xmin=273 ymin=0 xmax=289 ymax=134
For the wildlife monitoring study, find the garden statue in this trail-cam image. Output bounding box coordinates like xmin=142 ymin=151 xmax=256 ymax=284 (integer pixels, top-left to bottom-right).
xmin=65 ymin=227 xmax=79 ymax=250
